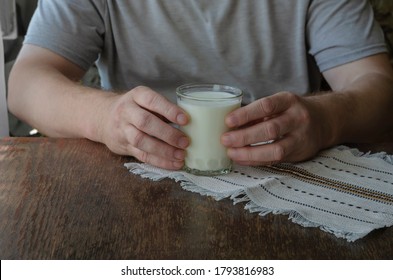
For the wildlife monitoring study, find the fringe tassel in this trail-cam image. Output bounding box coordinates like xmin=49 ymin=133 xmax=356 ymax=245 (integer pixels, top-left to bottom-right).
xmin=337 ymin=145 xmax=393 ymax=165
xmin=244 ymin=199 xmax=366 ymax=242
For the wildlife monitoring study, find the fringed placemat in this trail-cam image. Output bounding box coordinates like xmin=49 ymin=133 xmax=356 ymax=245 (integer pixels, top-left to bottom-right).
xmin=125 ymin=146 xmax=393 ymax=242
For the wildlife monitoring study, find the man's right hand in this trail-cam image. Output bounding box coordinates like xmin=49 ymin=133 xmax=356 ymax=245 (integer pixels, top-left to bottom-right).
xmin=100 ymin=86 xmax=190 ymax=170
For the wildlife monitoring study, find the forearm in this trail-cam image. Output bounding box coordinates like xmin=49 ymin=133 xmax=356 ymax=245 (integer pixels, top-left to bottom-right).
xmin=8 ymin=63 xmax=115 ymax=141
xmin=309 ymin=72 xmax=393 ymax=146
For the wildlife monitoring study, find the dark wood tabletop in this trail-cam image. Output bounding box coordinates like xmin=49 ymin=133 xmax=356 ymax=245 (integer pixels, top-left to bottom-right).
xmin=1 ymin=137 xmax=392 ymax=260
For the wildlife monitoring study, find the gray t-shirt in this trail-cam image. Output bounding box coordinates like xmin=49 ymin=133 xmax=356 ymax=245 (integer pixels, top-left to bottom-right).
xmin=25 ymin=0 xmax=387 ymax=104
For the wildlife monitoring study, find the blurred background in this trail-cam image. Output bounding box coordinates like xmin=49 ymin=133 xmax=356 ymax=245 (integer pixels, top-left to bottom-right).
xmin=2 ymin=0 xmax=393 ymax=137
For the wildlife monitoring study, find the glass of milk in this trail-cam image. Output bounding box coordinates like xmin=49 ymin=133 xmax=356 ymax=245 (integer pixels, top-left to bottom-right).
xmin=176 ymin=84 xmax=243 ymax=176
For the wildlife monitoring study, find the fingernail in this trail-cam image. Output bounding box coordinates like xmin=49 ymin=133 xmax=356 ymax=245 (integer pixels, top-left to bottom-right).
xmin=176 ymin=113 xmax=188 ymax=125
xmin=227 ymin=148 xmax=238 ymax=159
xmin=174 ymin=149 xmax=185 ymax=160
xmin=226 ymin=114 xmax=238 ymax=127
xmin=173 ymin=161 xmax=184 ymax=169
xmin=221 ymin=134 xmax=233 ymax=146
xmin=178 ymin=136 xmax=189 ymax=149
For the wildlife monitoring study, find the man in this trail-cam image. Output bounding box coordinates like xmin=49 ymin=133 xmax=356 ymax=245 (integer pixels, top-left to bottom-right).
xmin=8 ymin=0 xmax=393 ymax=170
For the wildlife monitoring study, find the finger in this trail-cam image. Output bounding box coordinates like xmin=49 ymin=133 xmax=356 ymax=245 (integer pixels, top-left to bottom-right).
xmin=125 ymin=124 xmax=187 ymax=162
xmin=131 ymin=86 xmax=188 ymax=125
xmin=222 ymin=113 xmax=296 ymax=147
xmin=126 ymin=104 xmax=189 ymax=149
xmin=226 ymin=91 xmax=297 ymax=128
xmin=228 ymin=139 xmax=295 ymax=165
xmin=130 ymin=146 xmax=185 ymax=170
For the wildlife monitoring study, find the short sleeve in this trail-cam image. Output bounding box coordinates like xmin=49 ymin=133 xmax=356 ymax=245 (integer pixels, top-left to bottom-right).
xmin=24 ymin=0 xmax=106 ymax=71
xmin=307 ymin=0 xmax=387 ymax=72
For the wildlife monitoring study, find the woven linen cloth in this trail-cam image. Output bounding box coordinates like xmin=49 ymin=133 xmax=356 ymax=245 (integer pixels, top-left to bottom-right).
xmin=125 ymin=146 xmax=393 ymax=242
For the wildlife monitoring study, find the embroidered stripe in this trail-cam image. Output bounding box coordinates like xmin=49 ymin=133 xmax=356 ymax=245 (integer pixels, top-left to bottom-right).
xmin=258 ymin=184 xmax=375 ymax=224
xmin=319 ymin=154 xmax=393 ymax=176
xmin=261 ymin=164 xmax=393 ymax=205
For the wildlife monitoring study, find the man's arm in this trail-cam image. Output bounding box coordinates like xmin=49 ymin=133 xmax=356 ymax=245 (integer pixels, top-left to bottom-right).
xmin=222 ymin=53 xmax=393 ymax=165
xmin=8 ymin=44 xmax=189 ymax=169
xmin=8 ymin=44 xmax=104 ymax=138
xmin=321 ymin=53 xmax=393 ymax=143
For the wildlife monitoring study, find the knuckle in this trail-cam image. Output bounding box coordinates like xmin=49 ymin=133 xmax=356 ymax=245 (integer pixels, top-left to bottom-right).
xmin=132 ymin=148 xmax=150 ymax=164
xmin=131 ymin=130 xmax=147 ymax=149
xmin=141 ymin=91 xmax=159 ymax=109
xmin=138 ymin=151 xmax=149 ymax=164
xmin=133 ymin=111 xmax=153 ymax=130
xmin=281 ymin=91 xmax=297 ymax=101
xmin=265 ymin=122 xmax=280 ymax=140
xmin=133 ymin=86 xmax=163 ymax=108
xmin=244 ymin=147 xmax=255 ymax=161
xmin=130 ymin=86 xmax=155 ymax=104
xmin=165 ymin=105 xmax=178 ymax=121
xmin=279 ymin=91 xmax=299 ymax=106
xmin=236 ymin=131 xmax=248 ymax=146
xmin=242 ymin=109 xmax=252 ymax=124
xmin=241 ymin=149 xmax=254 ymax=161
xmin=131 ymin=85 xmax=149 ymax=95
xmin=259 ymin=98 xmax=274 ymax=115
xmin=272 ymin=144 xmax=286 ymax=162
xmin=299 ymin=106 xmax=311 ymax=124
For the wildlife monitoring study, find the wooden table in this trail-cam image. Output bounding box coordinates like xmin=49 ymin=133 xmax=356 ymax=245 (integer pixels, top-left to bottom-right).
xmin=1 ymin=137 xmax=392 ymax=260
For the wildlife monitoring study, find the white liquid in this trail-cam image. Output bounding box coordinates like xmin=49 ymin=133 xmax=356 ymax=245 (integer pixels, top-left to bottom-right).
xmin=178 ymin=91 xmax=241 ymax=172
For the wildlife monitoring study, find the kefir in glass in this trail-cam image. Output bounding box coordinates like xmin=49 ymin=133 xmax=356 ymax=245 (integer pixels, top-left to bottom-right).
xmin=176 ymin=84 xmax=243 ymax=176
